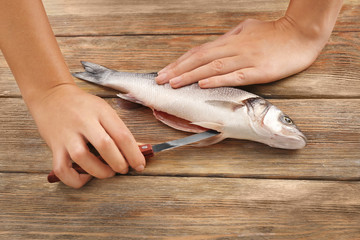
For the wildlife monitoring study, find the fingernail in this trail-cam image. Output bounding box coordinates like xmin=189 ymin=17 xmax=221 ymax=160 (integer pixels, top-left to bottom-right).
xmin=169 ymin=76 xmax=182 ymax=87
xmin=120 ymin=168 xmax=129 ymax=174
xmin=155 ymin=73 xmax=167 ymax=84
xmin=135 ymin=165 xmax=145 ymax=172
xmin=199 ymin=79 xmax=209 ymax=88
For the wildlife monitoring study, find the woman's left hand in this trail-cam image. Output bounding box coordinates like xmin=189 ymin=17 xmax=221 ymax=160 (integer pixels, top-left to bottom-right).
xmin=155 ymin=17 xmax=327 ymax=88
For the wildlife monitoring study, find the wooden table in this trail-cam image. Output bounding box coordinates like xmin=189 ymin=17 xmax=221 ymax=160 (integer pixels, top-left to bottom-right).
xmin=1 ymin=0 xmax=359 ymax=239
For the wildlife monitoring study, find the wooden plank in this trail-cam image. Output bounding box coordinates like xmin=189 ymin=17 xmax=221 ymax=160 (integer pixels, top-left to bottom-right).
xmin=1 ymin=98 xmax=359 ymax=180
xmin=1 ymin=2 xmax=358 ymax=239
xmin=0 ymin=173 xmax=359 ymax=239
xmin=1 ymin=32 xmax=359 ymax=98
xmin=41 ymin=0 xmax=359 ymax=36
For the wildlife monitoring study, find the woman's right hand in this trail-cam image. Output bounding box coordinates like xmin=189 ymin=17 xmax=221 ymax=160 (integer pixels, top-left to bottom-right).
xmin=30 ymin=84 xmax=146 ymax=188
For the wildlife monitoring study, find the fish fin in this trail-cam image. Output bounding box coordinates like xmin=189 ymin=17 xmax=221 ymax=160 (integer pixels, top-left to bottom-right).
xmin=72 ymin=61 xmax=112 ymax=84
xmin=205 ymin=100 xmax=245 ymax=111
xmin=191 ymin=132 xmax=226 ymax=147
xmin=153 ymin=110 xmax=208 ymax=133
xmin=191 ymin=122 xmax=224 ymax=132
xmin=117 ymin=93 xmax=145 ymax=105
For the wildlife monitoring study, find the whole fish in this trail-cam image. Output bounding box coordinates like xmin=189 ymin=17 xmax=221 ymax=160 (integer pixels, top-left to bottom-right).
xmin=74 ymin=61 xmax=307 ymax=149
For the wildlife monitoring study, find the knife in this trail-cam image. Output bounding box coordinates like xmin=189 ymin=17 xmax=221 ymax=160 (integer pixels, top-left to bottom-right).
xmin=47 ymin=129 xmax=219 ymax=183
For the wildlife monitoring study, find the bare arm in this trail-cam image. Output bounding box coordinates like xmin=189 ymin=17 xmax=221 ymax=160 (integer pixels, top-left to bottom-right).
xmin=0 ymin=0 xmax=74 ymax=101
xmin=156 ymin=0 xmax=343 ymax=88
xmin=0 ymin=0 xmax=145 ymax=188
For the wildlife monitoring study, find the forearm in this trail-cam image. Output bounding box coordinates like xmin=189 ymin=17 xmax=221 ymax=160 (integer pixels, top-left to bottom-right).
xmin=285 ymin=0 xmax=343 ymax=42
xmin=0 ymin=0 xmax=74 ymax=106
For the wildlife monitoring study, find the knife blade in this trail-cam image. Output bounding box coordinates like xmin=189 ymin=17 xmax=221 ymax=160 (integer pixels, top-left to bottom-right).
xmin=47 ymin=129 xmax=219 ymax=183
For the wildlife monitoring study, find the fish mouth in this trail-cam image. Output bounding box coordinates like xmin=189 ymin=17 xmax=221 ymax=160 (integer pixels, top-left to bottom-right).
xmin=270 ymin=131 xmax=307 ymax=150
xmin=296 ymin=129 xmax=308 ymax=144
xmin=299 ymin=133 xmax=308 ymax=143
xmin=299 ymin=133 xmax=308 ymax=147
xmin=286 ymin=133 xmax=307 ymax=149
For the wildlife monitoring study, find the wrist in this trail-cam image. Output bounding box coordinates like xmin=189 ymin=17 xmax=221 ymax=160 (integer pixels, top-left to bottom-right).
xmin=284 ymin=0 xmax=343 ymax=44
xmin=24 ymin=79 xmax=77 ymax=112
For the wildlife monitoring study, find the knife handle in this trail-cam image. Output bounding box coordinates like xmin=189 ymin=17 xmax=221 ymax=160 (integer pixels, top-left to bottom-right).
xmin=47 ymin=144 xmax=153 ymax=183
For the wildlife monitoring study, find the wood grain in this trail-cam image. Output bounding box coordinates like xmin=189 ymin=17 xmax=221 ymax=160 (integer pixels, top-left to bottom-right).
xmin=40 ymin=0 xmax=359 ymax=36
xmin=1 ymin=0 xmax=359 ymax=238
xmin=1 ymin=98 xmax=359 ymax=180
xmin=1 ymin=32 xmax=359 ymax=98
xmin=1 ymin=173 xmax=359 ymax=240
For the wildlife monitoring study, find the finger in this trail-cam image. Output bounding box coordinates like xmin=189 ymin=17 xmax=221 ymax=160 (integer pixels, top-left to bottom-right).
xmin=100 ymin=109 xmax=146 ymax=172
xmin=157 ymin=45 xmax=202 ymax=76
xmin=156 ymin=37 xmax=233 ymax=84
xmin=168 ymin=55 xmax=248 ymax=88
xmin=86 ymin=123 xmax=129 ymax=174
xmin=158 ymin=43 xmax=217 ymax=77
xmin=52 ymin=148 xmax=92 ymax=189
xmin=176 ymin=20 xmax=247 ymax=66
xmin=172 ymin=37 xmax=229 ymax=67
xmin=198 ymin=68 xmax=265 ymax=88
xmin=165 ymin=46 xmax=237 ymax=86
xmin=67 ymin=139 xmax=116 ymax=179
xmin=157 ymin=20 xmax=248 ymax=82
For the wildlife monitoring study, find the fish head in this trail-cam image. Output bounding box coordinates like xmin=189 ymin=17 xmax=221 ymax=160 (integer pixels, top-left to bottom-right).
xmin=244 ymin=97 xmax=307 ymax=149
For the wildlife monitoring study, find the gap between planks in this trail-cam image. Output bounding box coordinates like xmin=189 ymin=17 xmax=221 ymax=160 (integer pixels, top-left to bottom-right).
xmin=55 ymin=32 xmax=225 ymax=38
xmin=2 ymin=95 xmax=360 ymax=100
xmin=1 ymin=171 xmax=359 ymax=182
xmin=99 ymin=96 xmax=360 ymax=100
xmin=54 ymin=29 xmax=360 ymax=38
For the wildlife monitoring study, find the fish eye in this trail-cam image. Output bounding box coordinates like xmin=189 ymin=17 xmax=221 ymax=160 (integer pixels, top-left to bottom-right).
xmin=281 ymin=115 xmax=294 ymax=125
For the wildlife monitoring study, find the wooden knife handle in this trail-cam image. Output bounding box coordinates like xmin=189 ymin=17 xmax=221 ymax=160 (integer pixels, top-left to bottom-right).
xmin=47 ymin=144 xmax=153 ymax=183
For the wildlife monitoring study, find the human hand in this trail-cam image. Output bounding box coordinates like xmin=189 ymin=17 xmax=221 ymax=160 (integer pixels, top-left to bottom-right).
xmin=29 ymin=84 xmax=145 ymax=188
xmin=156 ymin=17 xmax=327 ymax=88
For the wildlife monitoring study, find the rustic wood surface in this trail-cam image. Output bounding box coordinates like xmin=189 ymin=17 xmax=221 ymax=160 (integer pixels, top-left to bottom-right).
xmin=1 ymin=174 xmax=360 ymax=240
xmin=0 ymin=0 xmax=359 ymax=239
xmin=1 ymin=33 xmax=360 ymax=98
xmin=1 ymin=98 xmax=360 ymax=181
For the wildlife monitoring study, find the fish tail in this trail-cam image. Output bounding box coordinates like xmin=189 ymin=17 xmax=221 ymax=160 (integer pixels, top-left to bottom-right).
xmin=72 ymin=61 xmax=112 ymax=83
